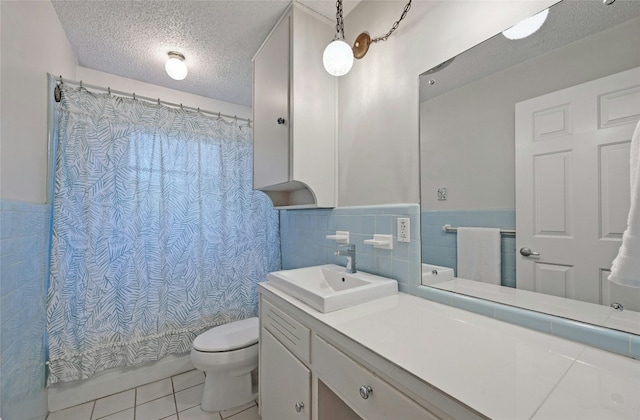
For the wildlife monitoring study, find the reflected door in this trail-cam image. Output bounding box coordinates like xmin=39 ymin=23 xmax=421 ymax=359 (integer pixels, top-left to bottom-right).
xmin=516 ymin=67 xmax=640 ymax=305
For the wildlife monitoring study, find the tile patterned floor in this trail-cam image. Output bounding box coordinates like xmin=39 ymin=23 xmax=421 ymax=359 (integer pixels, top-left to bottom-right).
xmin=47 ymin=370 xmax=260 ymax=420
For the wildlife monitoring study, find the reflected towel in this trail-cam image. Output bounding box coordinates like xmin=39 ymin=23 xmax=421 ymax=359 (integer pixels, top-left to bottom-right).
xmin=609 ymin=119 xmax=640 ymax=288
xmin=457 ymin=227 xmax=501 ymax=285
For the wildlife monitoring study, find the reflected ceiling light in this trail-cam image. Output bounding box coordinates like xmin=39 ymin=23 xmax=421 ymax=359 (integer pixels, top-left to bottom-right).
xmin=502 ymin=8 xmax=549 ymax=40
xmin=165 ymin=51 xmax=188 ymax=80
xmin=323 ymin=0 xmax=412 ymax=77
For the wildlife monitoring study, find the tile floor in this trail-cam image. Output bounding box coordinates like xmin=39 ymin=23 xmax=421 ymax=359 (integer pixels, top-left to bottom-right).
xmin=47 ymin=370 xmax=260 ymax=420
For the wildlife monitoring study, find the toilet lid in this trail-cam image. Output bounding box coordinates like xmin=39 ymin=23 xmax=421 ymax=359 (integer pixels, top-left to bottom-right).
xmin=193 ymin=317 xmax=259 ymax=352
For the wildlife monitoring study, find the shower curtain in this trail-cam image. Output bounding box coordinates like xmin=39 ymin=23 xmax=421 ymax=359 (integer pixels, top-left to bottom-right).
xmin=47 ymin=84 xmax=280 ymax=384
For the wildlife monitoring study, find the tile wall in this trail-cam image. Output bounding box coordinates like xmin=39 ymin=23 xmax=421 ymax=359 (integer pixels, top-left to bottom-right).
xmin=0 ymin=199 xmax=51 ymax=420
xmin=280 ymin=204 xmax=421 ymax=290
xmin=421 ymin=209 xmax=516 ymax=287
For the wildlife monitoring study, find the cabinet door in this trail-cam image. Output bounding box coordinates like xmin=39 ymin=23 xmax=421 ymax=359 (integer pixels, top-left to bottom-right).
xmin=260 ymin=328 xmax=310 ymax=420
xmin=253 ymin=15 xmax=290 ymax=190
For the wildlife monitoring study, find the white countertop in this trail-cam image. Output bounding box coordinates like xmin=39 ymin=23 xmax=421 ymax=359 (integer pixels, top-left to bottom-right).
xmin=432 ymin=278 xmax=640 ymax=335
xmin=260 ymin=283 xmax=640 ymax=419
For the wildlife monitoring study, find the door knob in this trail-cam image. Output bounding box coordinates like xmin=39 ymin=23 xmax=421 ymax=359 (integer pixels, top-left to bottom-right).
xmin=520 ymin=247 xmax=540 ymax=257
xmin=295 ymin=402 xmax=304 ymax=413
xmin=359 ymin=385 xmax=373 ymax=399
xmin=277 ymin=117 xmax=286 ymax=125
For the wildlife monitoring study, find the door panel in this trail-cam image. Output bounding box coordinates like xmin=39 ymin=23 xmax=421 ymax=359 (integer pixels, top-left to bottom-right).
xmin=260 ymin=329 xmax=310 ymax=420
xmin=253 ymin=16 xmax=290 ymax=189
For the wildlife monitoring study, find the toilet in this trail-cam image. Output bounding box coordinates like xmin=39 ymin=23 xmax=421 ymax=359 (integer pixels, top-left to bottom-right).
xmin=190 ymin=317 xmax=259 ymax=412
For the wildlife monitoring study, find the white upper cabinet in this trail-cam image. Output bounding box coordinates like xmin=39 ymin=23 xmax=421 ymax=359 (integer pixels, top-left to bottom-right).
xmin=253 ymin=3 xmax=336 ymax=208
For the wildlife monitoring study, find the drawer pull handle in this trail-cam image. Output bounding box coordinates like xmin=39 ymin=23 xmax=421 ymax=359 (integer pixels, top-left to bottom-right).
xmin=295 ymin=402 xmax=304 ymax=413
xmin=359 ymin=385 xmax=373 ymax=399
xmin=277 ymin=117 xmax=286 ymax=125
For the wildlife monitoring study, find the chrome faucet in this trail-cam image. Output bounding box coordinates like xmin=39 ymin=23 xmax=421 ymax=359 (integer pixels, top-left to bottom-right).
xmin=335 ymin=243 xmax=356 ymax=273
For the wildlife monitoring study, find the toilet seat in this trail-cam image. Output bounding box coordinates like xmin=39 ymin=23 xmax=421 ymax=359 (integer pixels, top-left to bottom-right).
xmin=193 ymin=317 xmax=259 ymax=353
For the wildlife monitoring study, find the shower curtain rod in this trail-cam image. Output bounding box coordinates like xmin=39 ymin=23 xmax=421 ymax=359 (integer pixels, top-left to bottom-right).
xmin=51 ymin=74 xmax=251 ymax=125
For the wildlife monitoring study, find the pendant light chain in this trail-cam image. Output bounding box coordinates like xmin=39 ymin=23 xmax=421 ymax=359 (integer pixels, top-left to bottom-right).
xmin=371 ymin=0 xmax=412 ymax=43
xmin=335 ymin=0 xmax=345 ymax=39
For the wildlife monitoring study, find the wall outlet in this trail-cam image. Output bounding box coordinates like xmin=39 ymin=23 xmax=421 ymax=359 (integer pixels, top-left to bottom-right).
xmin=397 ymin=218 xmax=410 ymax=243
xmin=437 ymin=187 xmax=447 ymax=201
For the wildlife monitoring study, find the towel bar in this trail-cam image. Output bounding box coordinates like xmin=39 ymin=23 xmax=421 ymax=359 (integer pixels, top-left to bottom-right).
xmin=442 ymin=224 xmax=516 ymax=235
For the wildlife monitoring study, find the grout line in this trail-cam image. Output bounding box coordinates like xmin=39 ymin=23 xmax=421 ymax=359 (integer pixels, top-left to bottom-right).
xmin=222 ymin=403 xmax=256 ymax=420
xmin=89 ymin=400 xmax=96 ymax=420
xmin=93 ymin=406 xmax=134 ymax=420
xmin=133 ymin=384 xmax=137 ymax=420
xmin=171 ymin=373 xmax=179 ymax=420
xmin=529 ymin=354 xmax=581 ymax=419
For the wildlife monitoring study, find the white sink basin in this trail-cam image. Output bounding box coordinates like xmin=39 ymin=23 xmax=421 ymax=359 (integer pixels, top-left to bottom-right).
xmin=421 ymin=263 xmax=455 ymax=285
xmin=266 ymin=264 xmax=398 ymax=313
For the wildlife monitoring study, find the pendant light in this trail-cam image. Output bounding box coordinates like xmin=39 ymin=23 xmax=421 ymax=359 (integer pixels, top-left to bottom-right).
xmin=323 ymin=0 xmax=353 ymax=76
xmin=323 ymin=0 xmax=412 ymax=76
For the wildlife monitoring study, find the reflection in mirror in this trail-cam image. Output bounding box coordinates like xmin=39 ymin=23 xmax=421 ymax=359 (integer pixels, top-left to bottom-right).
xmin=419 ymin=0 xmax=640 ymax=335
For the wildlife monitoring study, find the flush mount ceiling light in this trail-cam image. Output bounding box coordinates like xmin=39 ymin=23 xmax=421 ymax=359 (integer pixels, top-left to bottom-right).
xmin=502 ymin=8 xmax=549 ymax=40
xmin=165 ymin=51 xmax=188 ymax=80
xmin=323 ymin=0 xmax=412 ymax=77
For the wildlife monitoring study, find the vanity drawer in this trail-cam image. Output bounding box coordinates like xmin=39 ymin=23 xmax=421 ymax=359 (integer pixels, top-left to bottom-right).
xmin=314 ymin=335 xmax=439 ymax=420
xmin=261 ymin=297 xmax=311 ymax=363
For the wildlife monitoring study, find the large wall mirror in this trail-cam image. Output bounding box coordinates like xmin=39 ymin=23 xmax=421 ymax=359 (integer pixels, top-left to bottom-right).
xmin=419 ymin=0 xmax=640 ymax=335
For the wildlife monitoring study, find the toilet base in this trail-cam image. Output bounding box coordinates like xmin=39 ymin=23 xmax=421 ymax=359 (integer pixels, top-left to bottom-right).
xmin=200 ymin=371 xmax=258 ymax=412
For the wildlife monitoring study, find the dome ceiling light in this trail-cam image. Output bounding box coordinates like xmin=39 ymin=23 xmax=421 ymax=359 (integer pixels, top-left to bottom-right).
xmin=165 ymin=51 xmax=188 ymax=80
xmin=502 ymin=8 xmax=549 ymax=40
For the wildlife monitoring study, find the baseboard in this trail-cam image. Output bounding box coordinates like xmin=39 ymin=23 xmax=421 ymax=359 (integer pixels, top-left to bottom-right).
xmin=47 ymin=353 xmax=194 ymax=412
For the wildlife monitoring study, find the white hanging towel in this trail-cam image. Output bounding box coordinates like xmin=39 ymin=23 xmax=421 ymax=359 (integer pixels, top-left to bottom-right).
xmin=457 ymin=227 xmax=501 ymax=285
xmin=608 ymin=119 xmax=640 ymax=288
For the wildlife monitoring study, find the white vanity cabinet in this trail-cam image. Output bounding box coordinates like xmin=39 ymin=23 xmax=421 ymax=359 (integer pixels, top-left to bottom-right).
xmin=252 ymin=3 xmax=336 ymax=208
xmin=258 ymin=291 xmax=476 ymax=420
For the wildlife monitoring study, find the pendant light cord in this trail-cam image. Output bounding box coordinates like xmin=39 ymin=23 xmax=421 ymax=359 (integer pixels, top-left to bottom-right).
xmin=371 ymin=0 xmax=412 ymax=43
xmin=335 ymin=0 xmax=345 ymax=39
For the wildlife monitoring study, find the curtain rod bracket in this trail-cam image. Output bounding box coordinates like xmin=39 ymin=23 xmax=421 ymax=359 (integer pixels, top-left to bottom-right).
xmin=54 ymin=84 xmax=62 ymax=102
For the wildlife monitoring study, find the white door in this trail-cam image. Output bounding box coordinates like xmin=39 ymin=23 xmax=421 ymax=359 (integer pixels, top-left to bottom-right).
xmin=516 ymin=67 xmax=640 ymax=307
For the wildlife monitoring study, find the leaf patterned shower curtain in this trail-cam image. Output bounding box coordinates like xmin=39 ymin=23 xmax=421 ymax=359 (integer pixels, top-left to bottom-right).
xmin=47 ymin=85 xmax=280 ymax=384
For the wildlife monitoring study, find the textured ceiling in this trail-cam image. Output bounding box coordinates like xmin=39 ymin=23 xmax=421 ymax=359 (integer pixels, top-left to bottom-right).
xmin=51 ymin=1 xmax=361 ymax=107
xmin=419 ymin=0 xmax=640 ymax=102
